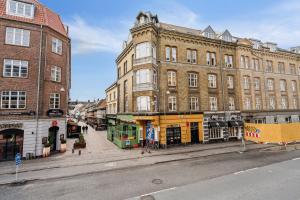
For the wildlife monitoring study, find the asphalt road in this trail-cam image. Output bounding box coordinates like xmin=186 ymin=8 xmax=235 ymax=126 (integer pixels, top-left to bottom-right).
xmin=1 ymin=149 xmax=300 ymax=200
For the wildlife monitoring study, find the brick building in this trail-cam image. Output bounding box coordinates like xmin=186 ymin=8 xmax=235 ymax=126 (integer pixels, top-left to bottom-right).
xmin=0 ymin=0 xmax=71 ymax=160
xmin=110 ymin=11 xmax=300 ymax=148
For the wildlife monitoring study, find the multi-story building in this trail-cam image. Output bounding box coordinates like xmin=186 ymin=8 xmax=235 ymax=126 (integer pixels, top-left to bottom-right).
xmin=0 ymin=0 xmax=71 ymax=160
xmin=111 ymin=11 xmax=300 ymax=148
xmin=105 ymin=82 xmax=118 ymax=115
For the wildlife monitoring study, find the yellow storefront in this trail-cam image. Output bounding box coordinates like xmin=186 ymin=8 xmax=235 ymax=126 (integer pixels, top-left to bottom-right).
xmin=134 ymin=114 xmax=203 ymax=147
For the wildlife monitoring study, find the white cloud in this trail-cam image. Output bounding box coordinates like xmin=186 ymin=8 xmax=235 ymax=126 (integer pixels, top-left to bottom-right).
xmin=67 ymin=16 xmax=127 ymax=55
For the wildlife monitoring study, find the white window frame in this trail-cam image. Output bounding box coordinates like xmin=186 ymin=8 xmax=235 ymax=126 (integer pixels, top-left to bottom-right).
xmin=254 ymin=78 xmax=260 ymax=91
xmin=209 ymin=97 xmax=218 ymax=111
xmin=51 ymin=66 xmax=61 ymax=82
xmin=280 ymin=80 xmax=286 ymax=92
xmin=3 ymin=59 xmax=28 ymax=78
xmin=0 ymin=91 xmax=26 ymax=109
xmin=167 ymin=71 xmax=176 ymax=86
xmin=228 ymin=97 xmax=235 ymax=111
xmin=50 ymin=93 xmax=60 ymax=109
xmin=280 ymin=96 xmax=288 ymax=109
xmin=292 ymin=81 xmax=297 ymax=92
xmin=136 ymin=42 xmax=151 ymax=59
xmin=244 ymin=97 xmax=251 ymax=110
xmin=136 ymin=69 xmax=151 ymax=84
xmin=166 ymin=47 xmax=171 ymax=62
xmin=136 ymin=96 xmax=150 ymax=112
xmin=255 ymin=96 xmax=261 ymax=110
xmin=168 ymin=96 xmax=177 ymax=111
xmin=190 ymin=97 xmax=199 ymax=111
xmin=208 ymin=74 xmax=217 ymax=88
xmin=5 ymin=27 xmax=30 ymax=47
xmin=227 ymin=75 xmax=234 ymax=89
xmin=243 ymin=76 xmax=250 ymax=90
xmin=225 ymin=55 xmax=233 ymax=68
xmin=171 ymin=47 xmax=177 ymax=62
xmin=6 ymin=0 xmax=34 ymax=19
xmin=269 ymin=96 xmax=275 ymax=110
xmin=267 ymin=79 xmax=274 ymax=91
xmin=188 ymin=73 xmax=198 ymax=87
xmin=52 ymin=38 xmax=63 ymax=55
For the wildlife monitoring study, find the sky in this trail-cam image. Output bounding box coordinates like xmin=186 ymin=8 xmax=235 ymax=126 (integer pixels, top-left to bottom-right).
xmin=40 ymin=0 xmax=300 ymax=101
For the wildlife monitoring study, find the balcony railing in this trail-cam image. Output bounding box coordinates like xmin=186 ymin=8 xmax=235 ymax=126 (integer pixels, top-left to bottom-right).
xmin=133 ymin=56 xmax=156 ymax=66
xmin=133 ymin=83 xmax=156 ymax=92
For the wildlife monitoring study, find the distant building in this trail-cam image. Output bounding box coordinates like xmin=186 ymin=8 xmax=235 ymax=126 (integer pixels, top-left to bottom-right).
xmin=0 ymin=0 xmax=71 ymax=160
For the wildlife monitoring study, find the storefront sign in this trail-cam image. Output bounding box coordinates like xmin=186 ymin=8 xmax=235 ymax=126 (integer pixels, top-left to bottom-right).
xmin=146 ymin=121 xmax=154 ymax=141
xmin=0 ymin=111 xmax=35 ymax=116
xmin=0 ymin=123 xmax=23 ymax=131
xmin=47 ymin=109 xmax=64 ymax=117
xmin=167 ymin=124 xmax=180 ymax=128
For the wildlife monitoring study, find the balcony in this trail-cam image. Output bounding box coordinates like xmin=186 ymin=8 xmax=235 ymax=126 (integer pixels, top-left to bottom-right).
xmin=133 ymin=56 xmax=156 ymax=66
xmin=133 ymin=83 xmax=156 ymax=92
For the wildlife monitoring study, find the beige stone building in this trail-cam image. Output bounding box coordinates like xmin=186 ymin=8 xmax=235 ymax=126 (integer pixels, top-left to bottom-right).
xmin=105 ymin=82 xmax=118 ymax=115
xmin=111 ymin=11 xmax=300 ymax=147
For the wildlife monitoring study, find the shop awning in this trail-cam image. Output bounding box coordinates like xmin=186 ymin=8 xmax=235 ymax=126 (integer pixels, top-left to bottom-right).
xmin=228 ymin=121 xmax=244 ymax=127
xmin=208 ymin=121 xmax=227 ymax=128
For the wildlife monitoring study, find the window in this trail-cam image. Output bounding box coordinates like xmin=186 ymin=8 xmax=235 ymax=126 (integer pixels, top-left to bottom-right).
xmin=280 ymin=80 xmax=287 ymax=92
xmin=171 ymin=47 xmax=177 ymax=62
xmin=188 ymin=73 xmax=198 ymax=87
xmin=292 ymin=81 xmax=297 ymax=92
xmin=167 ymin=71 xmax=176 ymax=86
xmin=137 ymin=96 xmax=150 ymax=111
xmin=190 ymin=97 xmax=199 ymax=111
xmin=124 ymin=80 xmax=128 ymax=95
xmin=131 ymin=54 xmax=134 ymax=67
xmin=124 ymin=96 xmax=129 ymax=112
xmin=278 ymin=62 xmax=285 ymax=74
xmin=292 ymin=97 xmax=298 ymax=109
xmin=5 ymin=27 xmax=30 ymax=47
xmin=52 ymin=38 xmax=62 ymax=54
xmin=243 ymin=76 xmax=250 ymax=90
xmin=269 ymin=96 xmax=275 ymax=110
xmin=136 ymin=42 xmax=151 ymax=59
xmin=187 ymin=49 xmax=197 ymax=64
xmin=6 ymin=0 xmax=34 ymax=19
xmin=266 ymin=60 xmax=273 ymax=72
xmin=228 ymin=97 xmax=235 ymax=111
xmin=113 ymin=91 xmax=116 ymax=100
xmin=224 ymin=55 xmax=233 ymax=68
xmin=166 ymin=47 xmax=171 ymax=61
xmin=240 ymin=56 xmax=249 ymax=69
xmin=280 ymin=96 xmax=288 ymax=109
xmin=244 ymin=97 xmax=251 ymax=110
xmin=209 ymin=97 xmax=218 ymax=111
xmin=51 ymin=66 xmax=61 ymax=82
xmin=118 ymin=67 xmax=121 ymax=78
xmin=168 ymin=96 xmax=177 ymax=111
xmin=227 ymin=75 xmax=234 ymax=89
xmin=290 ymin=64 xmax=296 ymax=75
xmin=208 ymin=74 xmax=217 ymax=88
xmin=267 ymin=79 xmax=274 ymax=91
xmin=136 ymin=69 xmax=151 ymax=84
xmin=207 ymin=52 xmax=216 ymax=66
xmin=124 ymin=61 xmax=128 ymax=74
xmin=255 ymin=96 xmax=261 ymax=110
xmin=3 ymin=59 xmax=28 ymax=78
xmin=1 ymin=91 xmax=26 ymax=109
xmin=49 ymin=93 xmax=60 ymax=109
xmin=254 ymin=78 xmax=260 ymax=91
xmin=252 ymin=58 xmax=260 ymax=71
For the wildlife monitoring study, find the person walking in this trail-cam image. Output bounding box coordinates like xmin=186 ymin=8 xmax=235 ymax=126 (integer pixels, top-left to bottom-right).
xmin=86 ymin=125 xmax=89 ymax=133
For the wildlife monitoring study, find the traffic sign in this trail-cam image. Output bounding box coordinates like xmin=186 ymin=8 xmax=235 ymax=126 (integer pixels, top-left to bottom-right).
xmin=15 ymin=153 xmax=21 ymax=166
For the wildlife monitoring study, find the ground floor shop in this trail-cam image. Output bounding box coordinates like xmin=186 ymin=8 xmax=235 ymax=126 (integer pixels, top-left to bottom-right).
xmin=242 ymin=111 xmax=300 ymax=124
xmin=0 ymin=118 xmax=66 ymax=161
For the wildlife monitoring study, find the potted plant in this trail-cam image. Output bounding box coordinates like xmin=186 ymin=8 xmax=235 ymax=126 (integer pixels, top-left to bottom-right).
xmin=43 ymin=142 xmax=51 ymax=157
xmin=60 ymin=139 xmax=67 ymax=153
xmin=73 ymin=133 xmax=86 ymax=149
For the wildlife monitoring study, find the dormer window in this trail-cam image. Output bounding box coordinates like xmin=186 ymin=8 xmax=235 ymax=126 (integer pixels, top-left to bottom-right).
xmin=204 ymin=32 xmax=215 ymax=39
xmin=6 ymin=0 xmax=34 ymax=19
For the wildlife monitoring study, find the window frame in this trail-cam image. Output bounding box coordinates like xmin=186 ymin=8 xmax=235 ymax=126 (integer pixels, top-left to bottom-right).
xmin=52 ymin=37 xmax=63 ymax=55
xmin=51 ymin=66 xmax=61 ymax=82
xmin=3 ymin=59 xmax=28 ymax=78
xmin=167 ymin=71 xmax=176 ymax=86
xmin=168 ymin=96 xmax=177 ymax=112
xmin=6 ymin=0 xmax=34 ymax=19
xmin=49 ymin=93 xmax=60 ymax=109
xmin=0 ymin=91 xmax=26 ymax=109
xmin=208 ymin=74 xmax=217 ymax=88
xmin=188 ymin=73 xmax=198 ymax=87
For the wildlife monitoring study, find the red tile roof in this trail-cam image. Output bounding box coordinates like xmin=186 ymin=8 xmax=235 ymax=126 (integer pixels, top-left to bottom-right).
xmin=0 ymin=0 xmax=68 ymax=37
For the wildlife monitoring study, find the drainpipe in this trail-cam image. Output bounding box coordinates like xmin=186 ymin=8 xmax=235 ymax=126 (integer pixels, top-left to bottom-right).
xmin=35 ymin=25 xmax=43 ymax=157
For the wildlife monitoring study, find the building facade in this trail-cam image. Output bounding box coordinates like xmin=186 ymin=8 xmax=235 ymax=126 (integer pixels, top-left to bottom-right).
xmin=111 ymin=11 xmax=300 ymax=148
xmin=0 ymin=0 xmax=71 ymax=160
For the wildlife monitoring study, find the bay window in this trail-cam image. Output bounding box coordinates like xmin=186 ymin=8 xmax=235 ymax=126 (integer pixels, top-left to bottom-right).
xmin=137 ymin=96 xmax=150 ymax=111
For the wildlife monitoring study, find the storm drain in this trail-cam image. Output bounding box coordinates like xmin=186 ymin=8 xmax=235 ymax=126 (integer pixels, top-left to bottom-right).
xmin=140 ymin=195 xmax=156 ymax=200
xmin=152 ymin=179 xmax=163 ymax=185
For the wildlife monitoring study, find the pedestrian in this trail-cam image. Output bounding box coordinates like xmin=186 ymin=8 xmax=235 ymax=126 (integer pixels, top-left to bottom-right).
xmin=82 ymin=126 xmax=85 ymax=133
xmin=86 ymin=125 xmax=89 ymax=133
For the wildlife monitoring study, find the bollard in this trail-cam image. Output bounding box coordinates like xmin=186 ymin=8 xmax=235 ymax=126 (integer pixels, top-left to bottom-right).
xmin=72 ymin=148 xmax=74 ymax=154
xmin=79 ymin=150 xmax=81 ymax=156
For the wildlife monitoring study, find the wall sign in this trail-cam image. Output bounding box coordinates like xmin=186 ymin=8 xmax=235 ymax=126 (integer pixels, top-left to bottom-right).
xmin=0 ymin=111 xmax=35 ymax=116
xmin=0 ymin=123 xmax=23 ymax=131
xmin=47 ymin=109 xmax=64 ymax=117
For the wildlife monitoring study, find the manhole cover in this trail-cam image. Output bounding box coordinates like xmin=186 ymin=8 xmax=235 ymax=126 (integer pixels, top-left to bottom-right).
xmin=140 ymin=195 xmax=155 ymax=200
xmin=152 ymin=179 xmax=163 ymax=185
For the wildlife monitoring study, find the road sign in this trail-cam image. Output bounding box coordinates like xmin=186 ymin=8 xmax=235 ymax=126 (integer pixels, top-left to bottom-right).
xmin=15 ymin=153 xmax=21 ymax=166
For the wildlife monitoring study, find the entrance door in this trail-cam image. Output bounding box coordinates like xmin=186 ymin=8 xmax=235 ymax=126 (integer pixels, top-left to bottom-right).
xmin=166 ymin=127 xmax=181 ymax=145
xmin=48 ymin=126 xmax=59 ymax=152
xmin=190 ymin=122 xmax=199 ymax=144
xmin=0 ymin=129 xmax=24 ymax=161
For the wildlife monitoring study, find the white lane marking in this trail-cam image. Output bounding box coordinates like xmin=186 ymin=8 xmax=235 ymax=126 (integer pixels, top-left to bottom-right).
xmin=140 ymin=187 xmax=177 ymax=197
xmin=292 ymin=157 xmax=300 ymax=161
xmin=234 ymin=167 xmax=258 ymax=175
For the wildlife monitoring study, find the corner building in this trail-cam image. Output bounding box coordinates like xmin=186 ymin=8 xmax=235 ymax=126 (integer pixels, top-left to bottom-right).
xmin=114 ymin=11 xmax=300 ymax=148
xmin=0 ymin=0 xmax=71 ymax=160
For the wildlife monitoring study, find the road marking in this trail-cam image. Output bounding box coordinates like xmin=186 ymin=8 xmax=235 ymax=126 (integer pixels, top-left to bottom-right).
xmin=234 ymin=167 xmax=258 ymax=175
xmin=140 ymin=187 xmax=177 ymax=197
xmin=292 ymin=157 xmax=300 ymax=161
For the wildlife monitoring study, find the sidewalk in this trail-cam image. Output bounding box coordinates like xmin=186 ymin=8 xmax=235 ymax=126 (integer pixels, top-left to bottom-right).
xmin=0 ymin=141 xmax=275 ymax=185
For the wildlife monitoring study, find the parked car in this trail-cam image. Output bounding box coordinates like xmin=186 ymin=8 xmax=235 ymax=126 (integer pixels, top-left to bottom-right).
xmin=95 ymin=124 xmax=107 ymax=131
